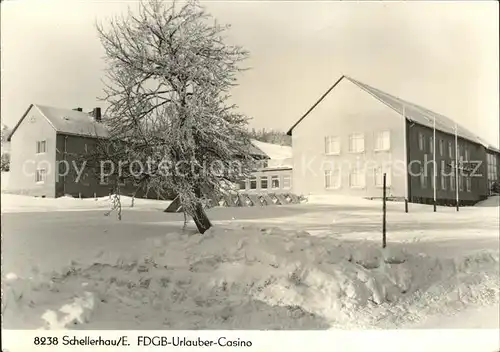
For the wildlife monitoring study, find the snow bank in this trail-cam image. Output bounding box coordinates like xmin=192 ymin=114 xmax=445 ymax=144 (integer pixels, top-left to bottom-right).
xmin=3 ymin=225 xmax=498 ymax=329
xmin=1 ymin=194 xmax=171 ymax=213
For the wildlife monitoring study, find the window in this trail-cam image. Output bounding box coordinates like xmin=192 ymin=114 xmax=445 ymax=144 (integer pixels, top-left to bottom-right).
xmin=459 ymin=175 xmax=463 ymax=191
xmin=487 ymin=153 xmax=498 ymax=182
xmin=325 ymin=136 xmax=340 ymax=155
xmin=429 ymin=136 xmax=434 ymax=154
xmin=348 ymin=133 xmax=364 ymax=153
xmin=36 ymin=140 xmax=47 ymax=154
xmin=118 ymin=176 xmax=126 ymax=186
xmin=100 ymin=174 xmax=109 ymax=185
xmin=448 ymin=141 xmax=453 ymax=158
xmin=375 ymin=131 xmax=390 ymax=151
xmin=100 ymin=165 xmax=111 ymax=185
xmin=466 ymin=177 xmax=471 ymax=192
xmin=450 ymin=174 xmax=455 ymax=191
xmin=464 ymin=147 xmax=470 ymax=161
xmin=374 ymin=167 xmax=391 ymax=188
xmin=325 ymin=169 xmax=340 ymax=189
xmin=250 ymin=176 xmax=257 ymax=190
xmin=35 ymin=168 xmax=47 ymax=183
xmin=84 ymin=143 xmax=88 ymax=153
xmin=271 ymin=175 xmax=280 ymax=189
xmin=457 ymin=145 xmax=462 ymax=160
xmin=418 ymin=133 xmax=425 ymax=151
xmin=440 ymin=172 xmax=447 ymax=190
xmin=237 ymin=180 xmax=247 ymax=190
xmin=260 ymin=176 xmax=268 ymax=189
xmin=439 ymin=139 xmax=445 ymax=156
xmin=349 ymin=168 xmax=365 ymax=188
xmin=420 ymin=168 xmax=428 ymax=189
xmin=282 ymin=175 xmax=292 ymax=189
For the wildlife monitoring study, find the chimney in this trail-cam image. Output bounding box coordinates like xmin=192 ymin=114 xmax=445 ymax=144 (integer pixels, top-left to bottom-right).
xmin=73 ymin=107 xmax=83 ymax=112
xmin=93 ymin=107 xmax=102 ymax=122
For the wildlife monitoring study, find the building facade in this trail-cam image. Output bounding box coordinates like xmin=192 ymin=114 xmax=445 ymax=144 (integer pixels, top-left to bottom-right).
xmin=287 ymin=75 xmax=499 ymax=205
xmin=7 ymin=104 xmax=287 ymax=199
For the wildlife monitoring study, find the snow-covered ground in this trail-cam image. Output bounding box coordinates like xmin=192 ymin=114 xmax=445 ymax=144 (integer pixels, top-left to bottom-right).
xmin=2 ymin=194 xmax=499 ymax=333
xmin=1 ymin=193 xmax=171 ymax=212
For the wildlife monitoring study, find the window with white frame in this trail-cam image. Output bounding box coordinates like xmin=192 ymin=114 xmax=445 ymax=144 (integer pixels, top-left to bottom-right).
xmin=250 ymin=176 xmax=257 ymax=190
xmin=375 ymin=131 xmax=390 ymax=151
xmin=324 ymin=136 xmax=340 ymax=155
xmin=466 ymin=177 xmax=471 ymax=192
xmin=439 ymin=139 xmax=445 ymax=156
xmin=429 ymin=136 xmax=434 ymax=154
xmin=36 ymin=140 xmax=47 ymax=154
xmin=260 ymin=176 xmax=268 ymax=190
xmin=487 ymin=153 xmax=498 ymax=182
xmin=448 ymin=141 xmax=453 ymax=158
xmin=450 ymin=173 xmax=456 ymax=191
xmin=271 ymin=175 xmax=280 ymax=189
xmin=282 ymin=175 xmax=291 ymax=189
xmin=441 ymin=173 xmax=447 ymax=190
xmin=349 ymin=167 xmax=365 ymax=188
xmin=420 ymin=168 xmax=428 ymax=188
xmin=348 ymin=133 xmax=365 ymax=153
xmin=464 ymin=147 xmax=470 ymax=161
xmin=35 ymin=168 xmax=47 ymax=183
xmin=374 ymin=166 xmax=391 ymax=187
xmin=459 ymin=175 xmax=464 ymax=191
xmin=418 ymin=133 xmax=425 ymax=151
xmin=325 ymin=169 xmax=340 ymax=189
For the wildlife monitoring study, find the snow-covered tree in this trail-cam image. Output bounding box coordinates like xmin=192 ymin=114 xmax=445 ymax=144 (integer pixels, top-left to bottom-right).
xmin=95 ymin=0 xmax=254 ymax=233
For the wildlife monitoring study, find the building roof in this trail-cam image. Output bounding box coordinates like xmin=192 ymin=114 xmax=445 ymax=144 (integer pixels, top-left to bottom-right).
xmin=251 ymin=140 xmax=292 ymax=160
xmin=7 ymin=104 xmax=273 ymax=159
xmin=8 ymin=104 xmax=108 ymax=141
xmin=287 ymin=75 xmax=498 ymax=150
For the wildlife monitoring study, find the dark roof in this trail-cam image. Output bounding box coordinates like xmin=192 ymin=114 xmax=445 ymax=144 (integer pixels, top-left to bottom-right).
xmin=287 ymin=75 xmax=497 ymax=150
xmin=8 ymin=104 xmax=107 ymax=141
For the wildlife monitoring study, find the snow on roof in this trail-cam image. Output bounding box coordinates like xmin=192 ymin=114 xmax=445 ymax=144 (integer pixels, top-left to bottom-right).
xmin=35 ymin=104 xmax=109 ymax=138
xmin=251 ymin=140 xmax=292 ymax=160
xmin=288 ymin=75 xmax=498 ymax=150
xmin=8 ymin=104 xmax=108 ymax=141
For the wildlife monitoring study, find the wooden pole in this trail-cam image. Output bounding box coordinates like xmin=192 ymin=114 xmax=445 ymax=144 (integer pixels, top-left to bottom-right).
xmin=455 ymin=124 xmax=460 ymax=211
xmin=433 ymin=115 xmax=437 ymax=212
xmin=382 ymin=173 xmax=387 ymax=248
xmin=403 ymin=105 xmax=409 ymax=213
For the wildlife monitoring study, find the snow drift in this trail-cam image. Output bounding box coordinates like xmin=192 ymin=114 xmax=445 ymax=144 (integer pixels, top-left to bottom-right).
xmin=3 ymin=225 xmax=498 ymax=330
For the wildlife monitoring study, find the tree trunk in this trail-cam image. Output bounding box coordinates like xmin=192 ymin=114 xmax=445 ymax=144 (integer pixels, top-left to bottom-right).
xmin=192 ymin=201 xmax=212 ymax=234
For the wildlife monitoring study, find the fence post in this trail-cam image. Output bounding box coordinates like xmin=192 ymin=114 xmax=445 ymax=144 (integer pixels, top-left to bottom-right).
xmin=382 ymin=173 xmax=387 ymax=249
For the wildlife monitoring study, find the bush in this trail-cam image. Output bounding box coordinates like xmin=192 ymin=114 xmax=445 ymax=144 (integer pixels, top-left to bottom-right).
xmin=0 ymin=153 xmax=9 ymax=172
xmin=491 ymin=181 xmax=500 ymax=194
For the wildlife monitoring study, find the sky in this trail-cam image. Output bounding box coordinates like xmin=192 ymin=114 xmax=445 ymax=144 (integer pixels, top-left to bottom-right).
xmin=1 ymin=0 xmax=498 ymax=147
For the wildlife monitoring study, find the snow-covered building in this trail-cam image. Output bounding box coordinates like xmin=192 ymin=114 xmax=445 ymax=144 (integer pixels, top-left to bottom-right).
xmin=235 ymin=140 xmax=293 ymax=193
xmin=6 ymin=104 xmax=294 ymax=198
xmin=287 ymin=75 xmax=500 ymax=205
